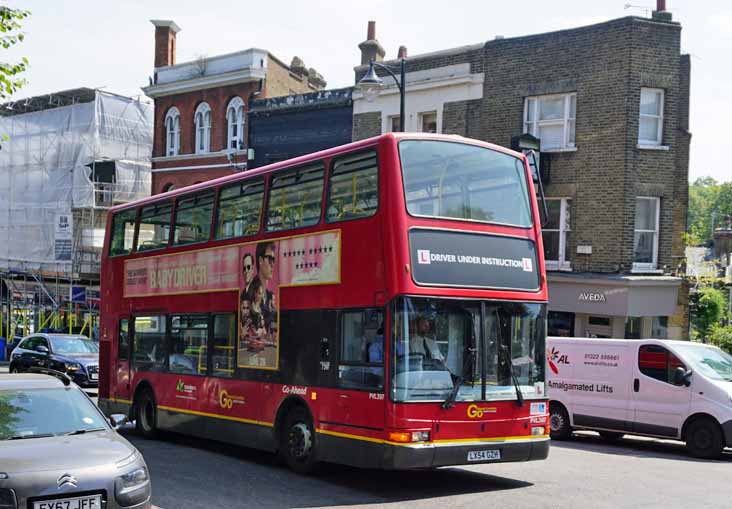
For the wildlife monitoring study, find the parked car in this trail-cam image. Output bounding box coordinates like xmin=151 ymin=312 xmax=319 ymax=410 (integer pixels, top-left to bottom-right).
xmin=547 ymin=337 xmax=732 ymax=458
xmin=8 ymin=334 xmax=99 ymax=387
xmin=0 ymin=369 xmax=152 ymax=508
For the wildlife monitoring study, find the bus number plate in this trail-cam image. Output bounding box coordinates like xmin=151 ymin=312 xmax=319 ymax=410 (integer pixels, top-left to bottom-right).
xmin=467 ymin=449 xmax=501 ymax=462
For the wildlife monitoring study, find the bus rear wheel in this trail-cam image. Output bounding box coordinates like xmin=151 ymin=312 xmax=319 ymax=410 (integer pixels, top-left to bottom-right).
xmin=280 ymin=407 xmax=317 ymax=474
xmin=135 ymin=389 xmax=158 ymax=439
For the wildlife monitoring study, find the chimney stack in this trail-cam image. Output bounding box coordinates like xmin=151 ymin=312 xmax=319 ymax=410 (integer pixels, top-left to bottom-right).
xmin=151 ymin=19 xmax=181 ymax=68
xmin=358 ymin=20 xmax=385 ymax=66
xmin=397 ymin=45 xmax=407 ymax=59
xmin=652 ymin=0 xmax=672 ymax=21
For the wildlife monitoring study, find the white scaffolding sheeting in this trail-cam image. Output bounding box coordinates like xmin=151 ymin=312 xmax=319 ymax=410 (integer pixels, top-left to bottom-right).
xmin=0 ymin=90 xmax=153 ymax=273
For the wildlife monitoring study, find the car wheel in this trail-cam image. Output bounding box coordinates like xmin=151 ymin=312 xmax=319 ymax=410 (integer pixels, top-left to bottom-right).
xmin=9 ymin=365 xmax=20 ymax=374
xmin=280 ymin=406 xmax=318 ymax=474
xmin=549 ymin=402 xmax=572 ymax=440
xmin=686 ymin=418 xmax=723 ymax=459
xmin=135 ymin=389 xmax=158 ymax=438
xmin=598 ymin=431 xmax=624 ymax=442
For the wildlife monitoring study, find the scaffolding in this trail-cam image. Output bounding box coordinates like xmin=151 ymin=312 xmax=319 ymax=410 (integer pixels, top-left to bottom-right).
xmin=0 ymin=88 xmax=153 ymax=342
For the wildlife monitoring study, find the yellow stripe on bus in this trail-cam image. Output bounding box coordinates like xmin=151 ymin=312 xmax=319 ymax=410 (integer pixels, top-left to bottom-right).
xmin=315 ymin=427 xmax=548 ymax=447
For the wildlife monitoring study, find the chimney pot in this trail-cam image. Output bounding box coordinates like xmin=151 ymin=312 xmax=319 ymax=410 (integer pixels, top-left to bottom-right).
xmin=397 ymin=45 xmax=407 ymax=59
xmin=367 ymin=21 xmax=376 ymax=41
xmin=657 ymin=0 xmax=666 ymax=11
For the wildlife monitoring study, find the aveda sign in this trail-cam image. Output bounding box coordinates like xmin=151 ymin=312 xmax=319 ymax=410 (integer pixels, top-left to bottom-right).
xmin=578 ymin=292 xmax=606 ymax=303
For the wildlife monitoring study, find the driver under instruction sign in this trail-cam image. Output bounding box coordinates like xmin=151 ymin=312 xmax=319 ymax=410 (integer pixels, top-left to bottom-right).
xmin=409 ymin=228 xmax=539 ymax=291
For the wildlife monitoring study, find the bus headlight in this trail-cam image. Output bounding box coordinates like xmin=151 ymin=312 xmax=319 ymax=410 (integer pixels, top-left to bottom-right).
xmin=115 ymin=466 xmax=150 ymax=506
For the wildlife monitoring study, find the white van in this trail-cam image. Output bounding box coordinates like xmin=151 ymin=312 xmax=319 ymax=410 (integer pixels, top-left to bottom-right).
xmin=546 ymin=337 xmax=732 ymax=458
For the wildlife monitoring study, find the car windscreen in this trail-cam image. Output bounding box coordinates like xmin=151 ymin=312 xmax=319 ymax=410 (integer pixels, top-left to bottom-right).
xmin=0 ymin=387 xmax=109 ymax=439
xmin=674 ymin=344 xmax=732 ymax=382
xmin=399 ymin=140 xmax=532 ymax=227
xmin=50 ymin=337 xmax=99 ymax=354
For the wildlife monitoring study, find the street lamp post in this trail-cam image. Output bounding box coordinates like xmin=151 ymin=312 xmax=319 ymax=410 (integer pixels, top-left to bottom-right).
xmin=357 ymin=58 xmax=406 ymax=132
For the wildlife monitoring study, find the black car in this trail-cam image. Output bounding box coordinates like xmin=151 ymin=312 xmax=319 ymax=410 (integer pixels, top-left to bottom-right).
xmin=9 ymin=334 xmax=99 ymax=387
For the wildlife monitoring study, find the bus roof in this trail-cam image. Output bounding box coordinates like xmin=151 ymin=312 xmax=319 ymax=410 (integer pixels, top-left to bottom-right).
xmin=111 ymin=132 xmax=527 ymax=213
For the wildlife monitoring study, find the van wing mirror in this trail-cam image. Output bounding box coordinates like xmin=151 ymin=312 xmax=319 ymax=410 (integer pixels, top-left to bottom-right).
xmin=673 ymin=366 xmax=692 ymax=387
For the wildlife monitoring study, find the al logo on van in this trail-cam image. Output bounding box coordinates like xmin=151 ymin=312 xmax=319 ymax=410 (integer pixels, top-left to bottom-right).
xmin=547 ymin=347 xmax=570 ymax=374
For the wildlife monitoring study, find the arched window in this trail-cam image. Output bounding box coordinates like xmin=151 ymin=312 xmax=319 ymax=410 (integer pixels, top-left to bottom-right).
xmin=226 ymin=96 xmax=245 ymax=151
xmin=165 ymin=107 xmax=180 ymax=156
xmin=194 ymin=102 xmax=212 ymax=154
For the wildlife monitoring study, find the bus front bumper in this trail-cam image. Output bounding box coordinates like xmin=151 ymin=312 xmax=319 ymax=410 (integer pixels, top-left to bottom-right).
xmin=381 ymin=437 xmax=550 ymax=470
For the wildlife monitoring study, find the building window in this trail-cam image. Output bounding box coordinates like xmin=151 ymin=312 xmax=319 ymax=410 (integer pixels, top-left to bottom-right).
xmin=543 ymin=198 xmax=571 ymax=270
xmin=420 ymin=111 xmax=437 ymax=133
xmin=633 ymin=197 xmax=660 ymax=271
xmin=639 ymin=88 xmax=664 ymax=146
xmin=651 ymin=316 xmax=668 ymax=339
xmin=548 ymin=311 xmax=575 ymax=337
xmin=226 ymin=96 xmax=245 ymax=151
xmin=164 ymin=107 xmax=180 ymax=156
xmin=524 ymin=93 xmax=576 ymax=151
xmin=388 ymin=115 xmax=401 ymax=133
xmin=625 ymin=316 xmax=642 ymax=339
xmin=194 ymin=102 xmax=212 ymax=154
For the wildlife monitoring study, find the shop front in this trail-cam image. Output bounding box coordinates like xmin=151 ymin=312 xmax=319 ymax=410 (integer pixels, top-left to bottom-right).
xmin=547 ymin=273 xmax=683 ymax=340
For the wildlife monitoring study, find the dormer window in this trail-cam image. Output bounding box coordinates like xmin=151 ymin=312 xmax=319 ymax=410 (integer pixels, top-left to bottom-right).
xmin=194 ymin=102 xmax=212 ymax=154
xmin=226 ymin=97 xmax=245 ymax=151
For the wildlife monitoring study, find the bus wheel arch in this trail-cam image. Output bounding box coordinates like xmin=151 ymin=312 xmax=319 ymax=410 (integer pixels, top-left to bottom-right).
xmin=274 ymin=396 xmax=318 ymax=473
xmin=682 ymin=413 xmax=724 ymax=458
xmin=132 ymin=381 xmax=158 ymax=438
xmin=549 ymin=401 xmax=572 ymax=440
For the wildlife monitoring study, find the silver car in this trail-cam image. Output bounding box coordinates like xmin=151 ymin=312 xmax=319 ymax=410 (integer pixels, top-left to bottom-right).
xmin=0 ymin=370 xmax=151 ymax=509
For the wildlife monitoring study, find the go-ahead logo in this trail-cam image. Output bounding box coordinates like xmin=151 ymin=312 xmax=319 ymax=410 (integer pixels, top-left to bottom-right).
xmin=219 ymin=389 xmax=245 ymax=409
xmin=547 ymin=346 xmax=570 ymax=375
xmin=467 ymin=404 xmax=497 ymax=418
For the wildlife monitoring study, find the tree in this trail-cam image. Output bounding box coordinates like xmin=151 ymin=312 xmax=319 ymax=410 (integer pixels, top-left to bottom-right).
xmin=708 ymin=325 xmax=732 ymax=354
xmin=687 ymin=177 xmax=719 ymax=246
xmin=0 ymin=5 xmax=30 ymax=102
xmin=693 ymin=287 xmax=727 ymax=339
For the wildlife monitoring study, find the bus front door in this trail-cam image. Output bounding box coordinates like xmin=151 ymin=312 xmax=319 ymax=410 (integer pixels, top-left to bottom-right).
xmin=115 ymin=317 xmax=132 ymax=402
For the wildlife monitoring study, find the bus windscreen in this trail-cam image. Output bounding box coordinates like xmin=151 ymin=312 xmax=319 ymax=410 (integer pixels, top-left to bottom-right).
xmin=399 ymin=140 xmax=532 ymax=228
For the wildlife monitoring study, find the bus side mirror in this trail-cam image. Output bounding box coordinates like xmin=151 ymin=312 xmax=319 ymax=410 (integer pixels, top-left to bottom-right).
xmin=674 ymin=367 xmax=691 ymax=387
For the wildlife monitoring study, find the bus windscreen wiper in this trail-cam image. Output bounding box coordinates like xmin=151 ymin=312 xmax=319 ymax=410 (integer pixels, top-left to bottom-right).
xmin=442 ymin=346 xmax=475 ymax=409
xmin=495 ymin=309 xmax=524 ymax=407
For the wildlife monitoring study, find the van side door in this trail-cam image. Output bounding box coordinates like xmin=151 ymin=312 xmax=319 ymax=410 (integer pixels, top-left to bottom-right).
xmin=631 ymin=343 xmax=691 ymax=439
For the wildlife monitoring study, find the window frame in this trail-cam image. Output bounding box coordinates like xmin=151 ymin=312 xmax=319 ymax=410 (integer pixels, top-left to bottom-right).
xmin=226 ymin=97 xmax=245 ymax=151
xmin=164 ymin=107 xmax=181 ymax=157
xmin=134 ymin=201 xmax=173 ymax=253
xmin=419 ymin=111 xmax=438 ymax=134
xmin=325 ymin=149 xmax=380 ymax=224
xmin=543 ymin=198 xmax=571 ymax=271
xmin=194 ymin=102 xmax=212 ymax=154
xmin=523 ymin=92 xmax=577 ymax=151
xmin=264 ymin=161 xmax=326 ymax=233
xmin=632 ymin=196 xmax=660 ymax=272
xmin=172 ymin=189 xmax=216 ymax=246
xmin=336 ymin=308 xmax=385 ymax=391
xmin=118 ymin=318 xmax=130 ymax=362
xmin=638 ymin=344 xmax=687 ymax=386
xmin=214 ymin=177 xmax=265 ymax=240
xmin=109 ymin=207 xmax=138 ymax=257
xmin=131 ymin=315 xmax=168 ymax=373
xmin=638 ymin=88 xmax=664 ymax=146
xmin=167 ymin=314 xmax=211 ymax=377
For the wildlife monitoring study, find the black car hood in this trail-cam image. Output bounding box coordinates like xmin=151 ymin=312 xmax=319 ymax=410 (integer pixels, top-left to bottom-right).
xmin=54 ymin=353 xmax=98 ymax=367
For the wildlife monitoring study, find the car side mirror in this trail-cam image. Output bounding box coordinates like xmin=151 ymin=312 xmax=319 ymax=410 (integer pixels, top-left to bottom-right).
xmin=674 ymin=366 xmax=691 ymax=387
xmin=110 ymin=414 xmax=128 ymax=428
xmin=36 ymin=345 xmax=49 ymax=354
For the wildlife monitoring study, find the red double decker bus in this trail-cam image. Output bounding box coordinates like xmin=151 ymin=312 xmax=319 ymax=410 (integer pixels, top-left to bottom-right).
xmin=99 ymin=133 xmax=549 ymax=472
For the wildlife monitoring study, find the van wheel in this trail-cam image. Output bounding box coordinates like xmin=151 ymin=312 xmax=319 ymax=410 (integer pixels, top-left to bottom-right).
xmin=135 ymin=389 xmax=158 ymax=438
xmin=549 ymin=403 xmax=571 ymax=440
xmin=598 ymin=431 xmax=624 ymax=442
xmin=10 ymin=366 xmax=19 ymax=374
xmin=686 ymin=418 xmax=723 ymax=459
xmin=280 ymin=407 xmax=318 ymax=474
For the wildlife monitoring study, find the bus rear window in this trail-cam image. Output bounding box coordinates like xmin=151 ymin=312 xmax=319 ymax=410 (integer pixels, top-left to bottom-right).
xmin=109 ymin=208 xmax=136 ymax=256
xmin=399 ymin=140 xmax=532 ymax=227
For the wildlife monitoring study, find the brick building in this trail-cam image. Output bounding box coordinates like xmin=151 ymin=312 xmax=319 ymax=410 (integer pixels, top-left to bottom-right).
xmin=353 ymin=7 xmax=690 ymax=339
xmin=142 ymin=20 xmax=327 ymax=195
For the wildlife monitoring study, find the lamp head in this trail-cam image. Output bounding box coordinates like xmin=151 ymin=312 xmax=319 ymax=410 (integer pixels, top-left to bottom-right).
xmin=357 ymin=61 xmax=384 ymax=103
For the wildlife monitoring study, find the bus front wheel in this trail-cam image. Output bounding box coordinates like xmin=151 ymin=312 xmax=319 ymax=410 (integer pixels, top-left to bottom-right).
xmin=135 ymin=389 xmax=158 ymax=438
xmin=280 ymin=407 xmax=318 ymax=474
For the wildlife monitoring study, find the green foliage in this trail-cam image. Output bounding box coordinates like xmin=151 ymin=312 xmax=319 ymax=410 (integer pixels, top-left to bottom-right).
xmin=688 ymin=177 xmax=732 ymax=246
xmin=693 ymin=287 xmax=727 ymax=338
xmin=0 ymin=5 xmax=29 ymax=102
xmin=708 ymin=325 xmax=732 ymax=354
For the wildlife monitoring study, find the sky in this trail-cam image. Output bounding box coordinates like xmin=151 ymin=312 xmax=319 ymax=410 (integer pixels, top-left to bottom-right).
xmin=4 ymin=0 xmax=731 ymax=183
